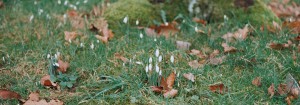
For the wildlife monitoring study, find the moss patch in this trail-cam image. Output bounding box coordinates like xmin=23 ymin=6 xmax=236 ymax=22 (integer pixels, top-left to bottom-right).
xmin=104 ymin=0 xmax=158 ymax=30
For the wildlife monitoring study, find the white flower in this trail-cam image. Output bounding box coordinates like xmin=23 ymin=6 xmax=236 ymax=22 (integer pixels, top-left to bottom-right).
xmin=29 ymin=15 xmax=34 ymax=22
xmin=83 ymin=0 xmax=88 ymax=4
xmin=165 ymin=22 xmax=169 ymax=26
xmin=47 ymin=54 xmax=51 ymax=59
xmin=148 ymin=64 xmax=152 ymax=71
xmin=136 ymin=62 xmax=143 ymax=65
xmin=54 ymin=54 xmax=58 ymax=59
xmin=194 ymin=26 xmax=198 ymax=32
xmin=129 ymin=59 xmax=132 ymax=63
xmin=46 ymin=14 xmax=51 ymax=19
xmin=90 ymin=43 xmax=94 ymax=50
xmin=154 ymin=38 xmax=157 ymax=42
xmin=177 ymin=71 xmax=180 ymax=77
xmin=2 ymin=57 xmax=5 ymax=62
xmin=155 ymin=49 xmax=159 ymax=57
xmin=224 ymin=15 xmax=228 ymax=21
xmin=34 ymin=1 xmax=37 ymax=5
xmin=58 ymin=0 xmax=61 ymax=4
xmin=145 ymin=66 xmax=149 ymax=73
xmin=123 ymin=63 xmax=125 ymax=66
xmin=149 ymin=57 xmax=152 ymax=63
xmin=75 ymin=1 xmax=80 ymax=5
xmin=56 ymin=52 xmax=60 ymax=57
xmin=158 ymin=55 xmax=162 ymax=62
xmin=80 ymin=43 xmax=84 ymax=47
xmin=136 ymin=20 xmax=139 ymax=25
xmin=155 ymin=63 xmax=159 ymax=73
xmin=170 ymin=55 xmax=174 ymax=63
xmin=68 ymin=39 xmax=72 ymax=43
xmin=123 ymin=16 xmax=128 ymax=24
xmin=54 ymin=63 xmax=60 ymax=67
xmin=64 ymin=0 xmax=68 ymax=5
xmin=38 ymin=9 xmax=43 ymax=15
xmin=159 ymin=70 xmax=162 ymax=76
xmin=96 ymin=40 xmax=100 ymax=43
xmin=139 ymin=33 xmax=143 ymax=39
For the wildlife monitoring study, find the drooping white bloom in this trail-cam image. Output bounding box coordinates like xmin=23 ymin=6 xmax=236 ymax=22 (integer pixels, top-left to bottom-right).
xmin=46 ymin=14 xmax=51 ymax=19
xmin=154 ymin=38 xmax=157 ymax=42
xmin=90 ymin=43 xmax=94 ymax=50
xmin=96 ymin=40 xmax=100 ymax=43
xmin=136 ymin=20 xmax=139 ymax=25
xmin=75 ymin=1 xmax=80 ymax=5
xmin=2 ymin=57 xmax=5 ymax=62
xmin=177 ymin=71 xmax=180 ymax=77
xmin=158 ymin=55 xmax=162 ymax=62
xmin=54 ymin=62 xmax=60 ymax=67
xmin=123 ymin=63 xmax=125 ymax=66
xmin=139 ymin=33 xmax=143 ymax=39
xmin=136 ymin=62 xmax=143 ymax=65
xmin=170 ymin=55 xmax=174 ymax=63
xmin=63 ymin=14 xmax=67 ymax=24
xmin=58 ymin=0 xmax=61 ymax=4
xmin=64 ymin=0 xmax=68 ymax=5
xmin=68 ymin=39 xmax=72 ymax=43
xmin=159 ymin=70 xmax=162 ymax=76
xmin=155 ymin=63 xmax=159 ymax=73
xmin=194 ymin=26 xmax=198 ymax=32
xmin=164 ymin=22 xmax=169 ymax=26
xmin=47 ymin=54 xmax=51 ymax=59
xmin=145 ymin=66 xmax=149 ymax=73
xmin=56 ymin=52 xmax=60 ymax=57
xmin=123 ymin=16 xmax=128 ymax=24
xmin=83 ymin=0 xmax=88 ymax=4
xmin=29 ymin=15 xmax=34 ymax=22
xmin=34 ymin=1 xmax=37 ymax=5
xmin=38 ymin=9 xmax=43 ymax=15
xmin=54 ymin=54 xmax=58 ymax=59
xmin=80 ymin=43 xmax=84 ymax=47
xmin=149 ymin=57 xmax=153 ymax=63
xmin=155 ymin=49 xmax=159 ymax=57
xmin=224 ymin=15 xmax=228 ymax=21
xmin=148 ymin=63 xmax=152 ymax=71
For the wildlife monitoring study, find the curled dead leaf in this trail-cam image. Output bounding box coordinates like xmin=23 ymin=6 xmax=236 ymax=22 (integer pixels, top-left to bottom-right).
xmin=64 ymin=31 xmax=77 ymax=42
xmin=176 ymin=41 xmax=191 ymax=51
xmin=57 ymin=59 xmax=69 ymax=73
xmin=24 ymin=99 xmax=48 ymax=105
xmin=188 ymin=60 xmax=204 ymax=69
xmin=0 ymin=89 xmax=21 ymax=99
xmin=28 ymin=91 xmax=39 ymax=101
xmin=209 ymin=83 xmax=227 ymax=94
xmin=150 ymin=86 xmax=163 ymax=93
xmin=166 ymin=72 xmax=176 ymax=90
xmin=144 ymin=28 xmax=157 ymax=37
xmin=283 ymin=21 xmax=300 ymax=34
xmin=163 ymin=89 xmax=178 ymax=98
xmin=222 ymin=25 xmax=249 ymax=42
xmin=278 ymin=83 xmax=287 ymax=95
xmin=268 ymin=84 xmax=275 ymax=98
xmin=208 ymin=56 xmax=226 ymax=65
xmin=252 ymin=77 xmax=261 ymax=87
xmin=290 ymin=88 xmax=299 ymax=98
xmin=49 ymin=99 xmax=64 ymax=105
xmin=183 ymin=73 xmax=195 ymax=82
xmin=189 ymin=49 xmax=207 ymax=59
xmin=114 ymin=53 xmax=129 ymax=63
xmin=40 ymin=75 xmax=57 ymax=87
xmin=152 ymin=21 xmax=179 ymax=38
xmin=95 ymin=35 xmax=109 ymax=43
xmin=222 ymin=43 xmax=237 ymax=53
xmin=193 ymin=17 xmax=206 ymax=25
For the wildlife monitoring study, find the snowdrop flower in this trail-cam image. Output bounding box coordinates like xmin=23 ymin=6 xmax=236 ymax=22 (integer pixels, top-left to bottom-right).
xmin=136 ymin=20 xmax=139 ymax=25
xmin=123 ymin=63 xmax=125 ymax=66
xmin=75 ymin=1 xmax=80 ymax=5
xmin=63 ymin=14 xmax=67 ymax=24
xmin=139 ymin=33 xmax=143 ymax=39
xmin=58 ymin=0 xmax=61 ymax=4
xmin=159 ymin=70 xmax=162 ymax=76
xmin=34 ymin=1 xmax=37 ymax=5
xmin=54 ymin=54 xmax=58 ymax=59
xmin=80 ymin=43 xmax=84 ymax=47
xmin=46 ymin=14 xmax=51 ymax=19
xmin=170 ymin=55 xmax=174 ymax=63
xmin=155 ymin=49 xmax=159 ymax=57
xmin=83 ymin=0 xmax=88 ymax=4
xmin=38 ymin=9 xmax=43 ymax=15
xmin=56 ymin=52 xmax=60 ymax=57
xmin=129 ymin=59 xmax=132 ymax=63
xmin=164 ymin=22 xmax=169 ymax=26
xmin=47 ymin=54 xmax=51 ymax=59
xmin=145 ymin=66 xmax=149 ymax=73
xmin=148 ymin=63 xmax=152 ymax=71
xmin=96 ymin=40 xmax=100 ymax=43
xmin=224 ymin=15 xmax=228 ymax=21
xmin=149 ymin=57 xmax=152 ymax=63
xmin=68 ymin=39 xmax=72 ymax=43
xmin=158 ymin=55 xmax=162 ymax=62
xmin=54 ymin=62 xmax=60 ymax=67
xmin=2 ymin=57 xmax=5 ymax=62
xmin=123 ymin=16 xmax=128 ymax=24
xmin=177 ymin=71 xmax=180 ymax=77
xmin=194 ymin=26 xmax=198 ymax=32
xmin=107 ymin=3 xmax=111 ymax=6
xmin=90 ymin=43 xmax=94 ymax=50
xmin=29 ymin=15 xmax=34 ymax=22
xmin=155 ymin=63 xmax=159 ymax=73
xmin=64 ymin=0 xmax=68 ymax=5
xmin=154 ymin=38 xmax=157 ymax=42
xmin=136 ymin=61 xmax=143 ymax=65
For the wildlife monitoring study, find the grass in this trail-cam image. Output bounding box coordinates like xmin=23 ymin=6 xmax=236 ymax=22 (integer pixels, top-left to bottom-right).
xmin=1 ymin=0 xmax=300 ymax=104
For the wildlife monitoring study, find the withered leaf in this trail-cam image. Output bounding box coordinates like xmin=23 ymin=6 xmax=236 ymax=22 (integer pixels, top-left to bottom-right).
xmin=57 ymin=59 xmax=70 ymax=73
xmin=163 ymin=89 xmax=178 ymax=98
xmin=252 ymin=77 xmax=261 ymax=87
xmin=189 ymin=49 xmax=207 ymax=59
xmin=222 ymin=43 xmax=237 ymax=53
xmin=166 ymin=72 xmax=176 ymax=90
xmin=268 ymin=83 xmax=275 ymax=98
xmin=114 ymin=53 xmax=129 ymax=63
xmin=153 ymin=21 xmax=179 ymax=38
xmin=176 ymin=41 xmax=191 ymax=51
xmin=208 ymin=56 xmax=226 ymax=65
xmin=222 ymin=25 xmax=249 ymax=42
xmin=209 ymin=83 xmax=227 ymax=94
xmin=183 ymin=73 xmax=195 ymax=82
xmin=40 ymin=75 xmax=57 ymax=87
xmin=150 ymin=86 xmax=163 ymax=93
xmin=49 ymin=99 xmax=64 ymax=105
xmin=28 ymin=91 xmax=39 ymax=101
xmin=192 ymin=17 xmax=207 ymax=25
xmin=0 ymin=89 xmax=21 ymax=99
xmin=160 ymin=77 xmax=168 ymax=91
xmin=64 ymin=31 xmax=77 ymax=42
xmin=188 ymin=60 xmax=204 ymax=69
xmin=278 ymin=83 xmax=287 ymax=95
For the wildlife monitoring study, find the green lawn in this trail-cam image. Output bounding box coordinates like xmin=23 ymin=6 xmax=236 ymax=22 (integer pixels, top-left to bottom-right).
xmin=1 ymin=0 xmax=300 ymax=104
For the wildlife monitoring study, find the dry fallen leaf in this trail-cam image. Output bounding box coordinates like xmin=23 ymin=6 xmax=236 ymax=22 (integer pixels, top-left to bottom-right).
xmin=222 ymin=25 xmax=249 ymax=42
xmin=278 ymin=83 xmax=287 ymax=95
xmin=166 ymin=72 xmax=176 ymax=90
xmin=28 ymin=91 xmax=39 ymax=101
xmin=188 ymin=60 xmax=205 ymax=69
xmin=24 ymin=99 xmax=49 ymax=105
xmin=176 ymin=41 xmax=191 ymax=50
xmin=268 ymin=83 xmax=275 ymax=98
xmin=0 ymin=89 xmax=21 ymax=99
xmin=189 ymin=49 xmax=207 ymax=59
xmin=114 ymin=53 xmax=129 ymax=63
xmin=57 ymin=59 xmax=70 ymax=73
xmin=150 ymin=86 xmax=163 ymax=93
xmin=290 ymin=87 xmax=299 ymax=98
xmin=49 ymin=99 xmax=64 ymax=105
xmin=64 ymin=31 xmax=77 ymax=42
xmin=163 ymin=89 xmax=178 ymax=98
xmin=285 ymin=96 xmax=292 ymax=105
xmin=283 ymin=21 xmax=300 ymax=34
xmin=208 ymin=56 xmax=226 ymax=65
xmin=268 ymin=41 xmax=291 ymax=50
xmin=193 ymin=17 xmax=207 ymax=25
xmin=153 ymin=21 xmax=179 ymax=38
xmin=222 ymin=43 xmax=237 ymax=53
xmin=183 ymin=73 xmax=195 ymax=82
xmin=252 ymin=77 xmax=261 ymax=87
xmin=0 ymin=1 xmax=4 ymax=8
xmin=144 ymin=28 xmax=157 ymax=37
xmin=40 ymin=75 xmax=57 ymax=87
xmin=234 ymin=0 xmax=254 ymax=9
xmin=267 ymin=21 xmax=282 ymax=33
xmin=209 ymin=83 xmax=227 ymax=94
